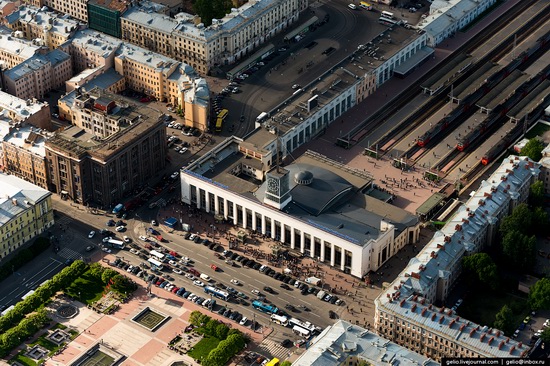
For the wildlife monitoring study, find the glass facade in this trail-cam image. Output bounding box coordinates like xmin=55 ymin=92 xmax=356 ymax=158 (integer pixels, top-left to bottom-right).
xmin=88 ymin=4 xmax=122 ymax=38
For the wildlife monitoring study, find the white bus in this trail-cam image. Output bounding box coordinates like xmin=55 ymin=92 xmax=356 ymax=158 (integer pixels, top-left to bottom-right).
xmin=379 ymin=17 xmax=398 ymax=26
xmin=292 ymin=325 xmax=311 ymax=338
xmin=148 ymin=258 xmax=164 ymax=270
xmin=381 ymin=10 xmax=394 ymax=19
xmin=150 ymin=250 xmax=165 ymax=261
xmin=270 ymin=314 xmax=289 ymax=326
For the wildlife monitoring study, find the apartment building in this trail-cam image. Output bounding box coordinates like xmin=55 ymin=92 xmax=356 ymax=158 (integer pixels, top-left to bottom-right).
xmin=63 ymin=28 xmax=123 ymax=74
xmin=121 ymin=0 xmax=303 ymax=74
xmin=181 ymin=145 xmax=420 ymax=278
xmin=14 ymin=5 xmax=81 ymax=49
xmin=374 ymin=156 xmax=540 ymax=360
xmin=0 ymin=32 xmax=46 ymax=68
xmin=0 ymin=90 xmax=52 ymax=130
xmin=293 ymin=320 xmax=438 ymax=366
xmin=0 ymin=173 xmax=54 ymax=262
xmin=1 ymin=123 xmax=49 ymax=189
xmin=43 ymin=0 xmax=88 ymax=22
xmin=4 ymin=49 xmax=73 ymax=100
xmin=45 ymin=88 xmax=167 ymax=206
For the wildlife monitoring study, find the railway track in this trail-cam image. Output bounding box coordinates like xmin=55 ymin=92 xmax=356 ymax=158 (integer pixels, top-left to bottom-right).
xmin=367 ymin=0 xmax=548 ymax=161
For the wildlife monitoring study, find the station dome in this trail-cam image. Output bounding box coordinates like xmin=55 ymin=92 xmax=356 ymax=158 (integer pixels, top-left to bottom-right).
xmin=294 ymin=170 xmax=313 ymax=185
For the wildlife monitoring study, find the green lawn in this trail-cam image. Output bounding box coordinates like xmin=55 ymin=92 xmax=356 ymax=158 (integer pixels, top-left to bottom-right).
xmin=10 ymin=353 xmax=37 ymax=366
xmin=525 ymin=123 xmax=550 ymax=139
xmin=34 ymin=335 xmax=58 ymax=352
xmin=187 ymin=336 xmax=221 ymax=361
xmin=65 ymin=271 xmax=105 ymax=305
xmin=459 ymin=290 xmax=528 ymax=331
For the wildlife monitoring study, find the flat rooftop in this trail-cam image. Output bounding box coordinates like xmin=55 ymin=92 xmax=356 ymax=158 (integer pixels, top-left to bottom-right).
xmin=69 ymin=29 xmax=123 ymax=59
xmin=89 ymin=0 xmax=129 ymax=12
xmin=18 ymin=5 xmax=80 ymax=37
xmin=2 ymin=124 xmax=48 ymax=157
xmin=0 ymin=90 xmax=48 ymax=119
xmin=48 ymin=89 xmax=163 ymax=160
xmin=0 ymin=34 xmax=41 ymax=61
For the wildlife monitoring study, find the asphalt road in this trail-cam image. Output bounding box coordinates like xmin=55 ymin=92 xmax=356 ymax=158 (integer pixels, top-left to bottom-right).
xmin=218 ymin=0 xmax=390 ymax=137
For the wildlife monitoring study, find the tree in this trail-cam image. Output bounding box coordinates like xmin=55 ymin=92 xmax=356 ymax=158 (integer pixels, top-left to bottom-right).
xmin=101 ymin=268 xmax=118 ymax=284
xmin=189 ymin=311 xmax=203 ymax=326
xmin=521 ymin=138 xmax=544 ymax=162
xmin=193 ymin=0 xmax=232 ymax=26
xmin=215 ymin=323 xmax=229 ymax=340
xmin=502 ymin=231 xmax=536 ymax=271
xmin=281 ymin=362 xmax=292 ymax=366
xmin=499 ymin=203 xmax=533 ymax=236
xmin=530 ymin=181 xmax=545 ymax=207
xmin=540 ymin=327 xmax=550 ymax=343
xmin=88 ymin=263 xmax=105 ymax=279
xmin=529 ymin=278 xmax=550 ymax=310
xmin=493 ymin=305 xmax=515 ymax=335
xmin=462 ymin=253 xmax=499 ymax=290
xmin=110 ymin=274 xmax=137 ymax=294
xmin=205 ymin=318 xmax=220 ymax=335
xmin=533 ymin=206 xmax=549 ymax=235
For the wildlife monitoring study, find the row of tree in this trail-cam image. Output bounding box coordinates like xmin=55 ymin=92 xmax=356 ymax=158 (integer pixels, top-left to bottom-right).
xmin=188 ymin=310 xmax=249 ymax=366
xmin=0 ymin=310 xmax=49 ymax=357
xmin=0 ymin=260 xmax=87 ymax=334
xmin=86 ymin=263 xmax=137 ymax=297
xmin=0 ymin=237 xmax=51 ymax=282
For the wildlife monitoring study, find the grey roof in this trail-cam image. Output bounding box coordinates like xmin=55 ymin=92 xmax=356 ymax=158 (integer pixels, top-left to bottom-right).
xmin=60 ymin=69 xmax=124 ymax=107
xmin=5 ymin=50 xmax=70 ymax=81
xmin=0 ymin=173 xmax=51 ymax=226
xmin=293 ymin=320 xmax=439 ymax=366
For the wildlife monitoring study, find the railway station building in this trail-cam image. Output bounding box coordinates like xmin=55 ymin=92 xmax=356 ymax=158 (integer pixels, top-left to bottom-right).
xmin=374 ymin=156 xmax=540 ymax=360
xmin=179 ymin=138 xmax=421 ymax=278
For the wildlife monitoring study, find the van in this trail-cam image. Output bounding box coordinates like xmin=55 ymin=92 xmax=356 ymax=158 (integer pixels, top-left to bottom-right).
xmin=200 ymin=273 xmax=211 ymax=282
xmin=359 ymin=1 xmax=372 ymax=10
xmin=348 ymin=3 xmax=357 ymax=9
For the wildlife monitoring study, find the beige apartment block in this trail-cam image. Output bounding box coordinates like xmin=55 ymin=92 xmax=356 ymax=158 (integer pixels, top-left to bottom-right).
xmin=0 ymin=173 xmax=54 ymax=263
xmin=0 ymin=33 xmax=46 ymax=68
xmin=1 ymin=124 xmax=49 ymax=189
xmin=4 ymin=49 xmax=72 ymax=100
xmin=43 ymin=0 xmax=88 ymax=22
xmin=121 ymin=0 xmax=303 ymax=75
xmin=63 ymin=29 xmax=123 ymax=74
xmin=16 ymin=5 xmax=81 ymax=49
xmin=0 ymin=90 xmax=52 ymax=130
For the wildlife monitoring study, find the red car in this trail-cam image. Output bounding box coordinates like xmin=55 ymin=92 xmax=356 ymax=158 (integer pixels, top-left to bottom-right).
xmin=169 ymin=251 xmax=179 ymax=257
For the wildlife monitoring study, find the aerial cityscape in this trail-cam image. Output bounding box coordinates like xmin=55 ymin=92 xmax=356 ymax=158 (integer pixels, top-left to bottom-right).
xmin=0 ymin=0 xmax=549 ymax=365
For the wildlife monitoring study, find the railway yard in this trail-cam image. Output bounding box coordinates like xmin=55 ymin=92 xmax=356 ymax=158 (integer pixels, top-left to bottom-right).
xmin=343 ymin=0 xmax=550 ymax=196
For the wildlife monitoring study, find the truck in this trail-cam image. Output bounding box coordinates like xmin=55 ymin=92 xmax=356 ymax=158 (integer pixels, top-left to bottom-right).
xmin=316 ymin=290 xmax=326 ymax=300
xmin=107 ymin=238 xmax=125 ymax=250
xmin=256 ymin=112 xmax=268 ymax=123
xmin=306 ymin=276 xmax=321 ymax=286
xmin=112 ymin=203 xmax=124 ymax=214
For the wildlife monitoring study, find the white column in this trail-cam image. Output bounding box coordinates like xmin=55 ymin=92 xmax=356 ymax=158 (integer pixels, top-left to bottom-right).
xmin=281 ymin=225 xmax=286 ymax=243
xmin=233 ymin=202 xmax=238 ymax=225
xmin=270 ymin=219 xmax=276 ymax=239
xmin=242 ymin=208 xmax=247 ymax=229
xmin=300 ymin=231 xmax=305 ymax=252
xmin=261 ymin=215 xmax=266 ymax=234
xmin=341 ymin=249 xmax=346 ymax=271
xmin=252 ymin=212 xmax=257 ymax=231
xmin=320 ymin=240 xmax=326 ymax=261
xmin=330 ymin=245 xmax=335 ymax=267
xmin=196 ymin=187 xmax=201 ymax=209
xmin=205 ymin=191 xmax=210 ymax=213
xmin=214 ymin=195 xmax=219 ymax=214
xmin=290 ymin=228 xmax=296 ymax=249
xmin=223 ymin=199 xmax=228 ymax=219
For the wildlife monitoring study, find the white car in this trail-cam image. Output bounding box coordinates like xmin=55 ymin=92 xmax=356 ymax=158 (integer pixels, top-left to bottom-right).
xmin=173 ymin=268 xmax=183 ymax=275
xmin=102 ymin=247 xmax=112 ymax=253
xmin=251 ymin=289 xmax=260 ymax=295
xmin=230 ymin=279 xmax=240 ymax=285
xmin=239 ymin=316 xmax=248 ymax=326
xmin=185 ymin=274 xmax=196 ymax=280
xmin=169 ymin=260 xmax=178 ymax=266
xmin=88 ymin=231 xmax=95 ymax=239
xmin=102 ymin=237 xmax=112 ymax=243
xmin=151 ymin=220 xmax=158 ymax=226
xmin=129 ymin=248 xmax=140 ymax=255
xmin=193 ymin=280 xmax=205 ymax=287
xmin=123 ymin=235 xmax=131 ymax=243
xmin=189 ymin=234 xmax=197 ymax=241
xmin=115 ymin=226 xmax=125 ymax=232
xmin=180 ymin=256 xmax=191 ymax=263
xmin=139 ymin=235 xmax=148 ymax=241
xmin=171 ymin=172 xmax=179 ymax=179
xmin=127 ymin=265 xmax=134 ymax=273
xmin=179 ymin=147 xmax=188 ymax=154
xmin=292 ymin=84 xmax=300 ymax=90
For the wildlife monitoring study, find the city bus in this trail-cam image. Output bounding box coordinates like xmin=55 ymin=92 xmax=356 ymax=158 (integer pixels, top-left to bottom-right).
xmin=148 ymin=258 xmax=164 ymax=271
xmin=252 ymin=300 xmax=279 ymax=314
xmin=379 ymin=17 xmax=398 ymax=26
xmin=270 ymin=314 xmax=289 ymax=326
xmin=215 ymin=109 xmax=229 ymax=133
xmin=381 ymin=10 xmax=394 ymax=19
xmin=292 ymin=325 xmax=311 ymax=338
xmin=288 ymin=318 xmax=321 ymax=335
xmin=204 ymin=286 xmax=229 ymax=301
xmin=150 ymin=250 xmax=165 ymax=262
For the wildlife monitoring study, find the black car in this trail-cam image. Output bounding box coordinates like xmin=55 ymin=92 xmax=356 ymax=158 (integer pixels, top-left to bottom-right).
xmin=274 ymin=273 xmax=282 ymax=280
xmin=241 ymin=259 xmax=250 ymax=267
xmin=281 ymin=339 xmax=293 ymax=348
xmin=224 ymin=251 xmax=234 ymax=258
xmin=236 ymin=255 xmax=243 ymax=262
xmin=267 ymin=270 xmax=276 ymax=277
xmin=231 ymin=252 xmax=239 ymax=260
xmin=253 ymin=263 xmax=262 ymax=270
xmin=301 ymin=288 xmax=308 ymax=295
xmin=288 ymin=279 xmax=296 ymax=286
xmin=280 ymin=283 xmax=291 ymax=290
xmin=209 ymin=242 xmax=217 ymax=250
xmin=329 ymin=310 xmax=337 ymax=319
xmin=229 ymin=312 xmax=239 ymax=320
xmin=223 ymin=309 xmax=232 ymax=318
xmin=184 ymin=232 xmax=191 ymax=240
xmin=217 ymin=307 xmax=226 ymax=315
xmin=298 ymin=283 xmax=306 ymax=290
xmin=116 ymin=220 xmax=125 ymax=226
xmin=330 ymin=296 xmax=338 ymax=304
xmin=234 ymin=313 xmax=243 ymax=322
xmin=247 ymin=261 xmax=256 ymax=268
xmin=193 ymin=236 xmax=201 ymax=243
xmin=263 ymin=286 xmax=274 ymax=293
xmin=202 ymin=239 xmax=211 ymax=246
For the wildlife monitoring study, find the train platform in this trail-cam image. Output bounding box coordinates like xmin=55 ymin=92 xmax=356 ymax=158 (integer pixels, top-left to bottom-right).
xmin=496 ymin=17 xmax=550 ymax=66
xmin=416 ymin=111 xmax=486 ymax=172
xmin=450 ymin=62 xmax=499 ymax=104
xmin=477 ymin=70 xmax=528 ymax=113
xmin=469 ymin=0 xmax=550 ymax=61
xmin=524 ymin=49 xmax=550 ymax=76
xmin=421 ymin=54 xmax=472 ymax=95
xmin=508 ymin=81 xmax=550 ymax=122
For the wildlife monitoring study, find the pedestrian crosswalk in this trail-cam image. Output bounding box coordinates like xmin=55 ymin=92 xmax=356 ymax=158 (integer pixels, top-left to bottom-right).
xmin=256 ymin=339 xmax=291 ymax=361
xmin=56 ymin=216 xmax=73 ymax=226
xmin=57 ymin=247 xmax=83 ymax=261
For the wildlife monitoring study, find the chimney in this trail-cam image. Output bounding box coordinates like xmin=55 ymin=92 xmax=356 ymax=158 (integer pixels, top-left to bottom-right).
xmin=12 ymin=198 xmax=17 ymax=206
